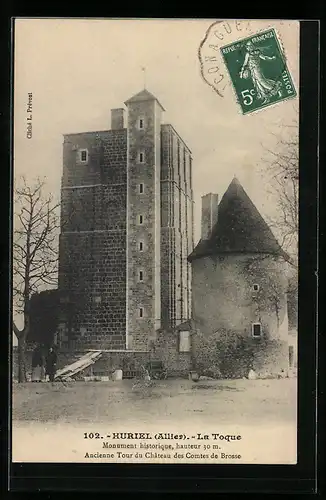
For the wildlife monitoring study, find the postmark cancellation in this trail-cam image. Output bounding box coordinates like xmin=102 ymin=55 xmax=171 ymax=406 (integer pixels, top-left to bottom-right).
xmin=199 ymin=20 xmax=297 ymax=114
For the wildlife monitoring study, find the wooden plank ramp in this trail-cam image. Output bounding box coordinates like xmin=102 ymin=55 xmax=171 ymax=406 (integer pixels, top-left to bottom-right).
xmin=54 ymin=351 xmax=102 ymax=381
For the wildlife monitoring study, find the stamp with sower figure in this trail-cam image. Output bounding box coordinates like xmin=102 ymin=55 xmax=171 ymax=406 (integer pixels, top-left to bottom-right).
xmin=220 ymin=28 xmax=297 ymax=114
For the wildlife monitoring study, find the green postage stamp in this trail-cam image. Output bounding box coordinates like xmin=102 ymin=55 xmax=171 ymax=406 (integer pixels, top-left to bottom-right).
xmin=220 ymin=28 xmax=297 ymax=114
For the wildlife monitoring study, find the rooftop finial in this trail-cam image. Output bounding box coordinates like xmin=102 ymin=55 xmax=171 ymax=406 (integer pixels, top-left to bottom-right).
xmin=141 ymin=67 xmax=146 ymax=89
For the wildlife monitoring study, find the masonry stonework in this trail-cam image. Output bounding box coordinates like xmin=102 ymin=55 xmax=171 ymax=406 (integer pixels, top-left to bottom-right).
xmin=57 ymin=92 xmax=289 ymax=379
xmin=191 ymin=254 xmax=288 ymax=340
xmin=59 ymin=129 xmax=127 ymax=349
xmin=125 ymin=96 xmax=163 ymax=350
xmin=160 ymin=124 xmax=194 ymax=329
xmin=191 ymin=254 xmax=289 ymax=374
xmin=189 ymin=178 xmax=290 ymax=377
xmin=58 ymin=89 xmax=194 ymax=358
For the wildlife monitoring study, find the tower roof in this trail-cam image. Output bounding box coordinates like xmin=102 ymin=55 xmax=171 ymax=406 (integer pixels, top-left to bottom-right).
xmin=189 ymin=177 xmax=288 ymax=261
xmin=124 ymin=89 xmax=165 ymax=110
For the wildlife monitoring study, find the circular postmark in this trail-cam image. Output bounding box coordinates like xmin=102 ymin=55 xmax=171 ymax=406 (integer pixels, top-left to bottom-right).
xmin=198 ymin=19 xmax=297 ymax=115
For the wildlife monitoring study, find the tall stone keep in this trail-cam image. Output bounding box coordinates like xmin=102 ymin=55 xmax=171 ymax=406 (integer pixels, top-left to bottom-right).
xmin=58 ymin=89 xmax=194 ymax=352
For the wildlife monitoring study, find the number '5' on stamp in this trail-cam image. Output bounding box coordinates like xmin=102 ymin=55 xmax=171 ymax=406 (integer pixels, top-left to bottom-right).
xmin=220 ymin=28 xmax=297 ymax=114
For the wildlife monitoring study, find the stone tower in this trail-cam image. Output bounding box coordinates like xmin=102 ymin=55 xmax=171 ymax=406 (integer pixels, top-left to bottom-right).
xmin=59 ymin=124 xmax=128 ymax=350
xmin=58 ymin=89 xmax=194 ymax=352
xmin=160 ymin=124 xmax=194 ymax=329
xmin=188 ymin=177 xmax=290 ymax=376
xmin=124 ymin=90 xmax=164 ymax=350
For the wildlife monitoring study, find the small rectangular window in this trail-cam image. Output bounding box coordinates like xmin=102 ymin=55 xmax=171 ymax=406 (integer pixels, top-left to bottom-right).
xmin=179 ymin=331 xmax=191 ymax=352
xmin=139 ymin=151 xmax=145 ymax=163
xmin=139 ymin=183 xmax=144 ymax=194
xmin=139 ymin=241 xmax=144 ymax=251
xmin=139 ymin=270 xmax=144 ymax=282
xmin=253 ymin=284 xmax=260 ymax=292
xmin=139 ymin=118 xmax=144 ymax=129
xmin=139 ymin=215 xmax=143 ymax=225
xmin=252 ymin=323 xmax=262 ymax=338
xmin=79 ymin=149 xmax=88 ymax=162
xmin=139 ymin=307 xmax=143 ymax=318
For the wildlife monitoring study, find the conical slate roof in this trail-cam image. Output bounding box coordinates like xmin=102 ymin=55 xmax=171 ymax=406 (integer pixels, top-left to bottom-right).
xmin=188 ymin=177 xmax=288 ymax=261
xmin=124 ymin=89 xmax=165 ymax=110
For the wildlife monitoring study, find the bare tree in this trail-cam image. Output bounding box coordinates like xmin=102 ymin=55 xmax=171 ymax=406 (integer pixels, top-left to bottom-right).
xmin=262 ymin=119 xmax=299 ymax=269
xmin=13 ymin=177 xmax=60 ymax=382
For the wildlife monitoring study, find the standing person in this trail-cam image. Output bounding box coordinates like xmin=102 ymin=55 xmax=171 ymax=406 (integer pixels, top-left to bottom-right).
xmin=31 ymin=344 xmax=44 ymax=382
xmin=45 ymin=346 xmax=57 ymax=383
xmin=39 ymin=344 xmax=46 ymax=382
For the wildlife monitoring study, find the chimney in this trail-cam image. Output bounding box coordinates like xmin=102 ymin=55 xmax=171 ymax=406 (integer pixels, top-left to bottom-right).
xmin=201 ymin=193 xmax=219 ymax=240
xmin=111 ymin=108 xmax=125 ymax=130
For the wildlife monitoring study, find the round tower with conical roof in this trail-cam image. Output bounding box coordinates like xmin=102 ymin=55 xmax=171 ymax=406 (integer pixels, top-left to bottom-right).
xmin=188 ymin=178 xmax=290 ymax=377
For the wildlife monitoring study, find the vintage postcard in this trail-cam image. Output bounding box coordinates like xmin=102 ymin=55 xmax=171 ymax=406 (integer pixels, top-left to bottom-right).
xmin=12 ymin=18 xmax=299 ymax=465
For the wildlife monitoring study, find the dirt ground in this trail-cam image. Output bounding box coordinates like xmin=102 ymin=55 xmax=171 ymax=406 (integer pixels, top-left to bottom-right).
xmin=12 ymin=378 xmax=297 ymax=463
xmin=12 ymin=377 xmax=297 ymax=426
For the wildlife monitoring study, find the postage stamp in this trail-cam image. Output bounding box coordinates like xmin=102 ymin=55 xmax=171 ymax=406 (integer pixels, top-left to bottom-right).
xmin=220 ymin=28 xmax=297 ymax=114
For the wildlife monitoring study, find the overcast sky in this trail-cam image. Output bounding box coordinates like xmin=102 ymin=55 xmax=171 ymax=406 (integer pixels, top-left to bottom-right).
xmin=13 ymin=19 xmax=299 ymax=336
xmin=14 ymin=18 xmax=299 ymax=234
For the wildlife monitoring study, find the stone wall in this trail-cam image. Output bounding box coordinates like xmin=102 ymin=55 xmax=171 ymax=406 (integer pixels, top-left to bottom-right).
xmin=191 ymin=253 xmax=289 ymax=375
xmin=58 ymin=129 xmax=127 ymax=349
xmin=12 ymin=342 xmax=190 ymax=381
xmin=58 ymin=103 xmax=195 ymax=356
xmin=160 ymin=125 xmax=194 ymax=329
xmin=250 ymin=338 xmax=289 ymax=375
xmin=192 ymin=253 xmax=288 ymax=339
xmin=151 ymin=329 xmax=191 ymax=376
xmin=126 ymin=99 xmax=162 ymax=350
xmin=62 ymin=132 xmax=103 ymax=187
